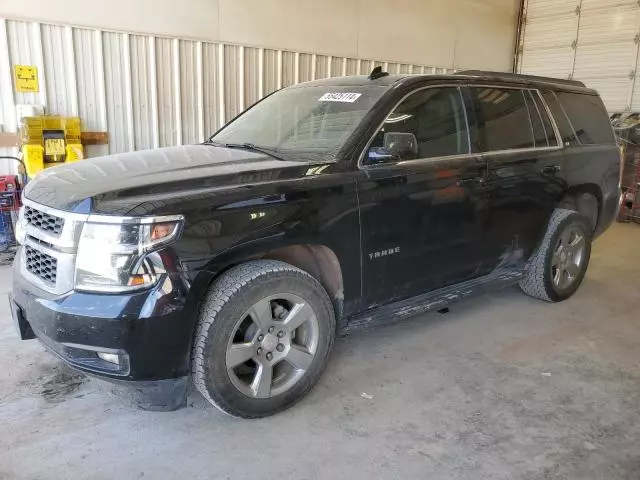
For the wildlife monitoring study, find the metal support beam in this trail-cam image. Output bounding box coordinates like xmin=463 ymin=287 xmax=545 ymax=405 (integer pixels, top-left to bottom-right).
xmin=238 ymin=45 xmax=245 ymax=111
xmin=217 ymin=43 xmax=225 ymax=127
xmin=64 ymin=26 xmax=78 ymax=116
xmin=172 ymin=39 xmax=182 ymax=145
xmin=258 ymin=47 xmax=264 ymax=98
xmin=123 ymin=33 xmax=135 ymax=150
xmin=196 ymin=41 xmax=204 ymax=141
xmin=148 ymin=36 xmax=159 ymax=148
xmin=277 ymin=50 xmax=282 ymax=89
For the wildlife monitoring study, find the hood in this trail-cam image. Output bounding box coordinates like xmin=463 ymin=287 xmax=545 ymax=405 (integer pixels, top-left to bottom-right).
xmin=24 ymin=145 xmax=317 ymax=214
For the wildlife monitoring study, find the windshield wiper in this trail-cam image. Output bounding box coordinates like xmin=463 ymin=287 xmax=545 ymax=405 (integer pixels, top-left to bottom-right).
xmin=218 ymin=142 xmax=287 ymax=162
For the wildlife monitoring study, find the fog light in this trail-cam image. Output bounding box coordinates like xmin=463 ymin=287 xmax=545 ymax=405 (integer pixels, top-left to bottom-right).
xmin=97 ymin=352 xmax=120 ymax=365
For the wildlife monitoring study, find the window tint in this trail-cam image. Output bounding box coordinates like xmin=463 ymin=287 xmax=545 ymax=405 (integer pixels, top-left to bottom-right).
xmin=542 ymin=91 xmax=580 ymax=147
xmin=367 ymin=87 xmax=469 ymax=162
xmin=523 ymin=90 xmax=548 ymax=147
xmin=555 ymin=92 xmax=615 ymax=145
xmin=470 ymin=87 xmax=535 ymax=152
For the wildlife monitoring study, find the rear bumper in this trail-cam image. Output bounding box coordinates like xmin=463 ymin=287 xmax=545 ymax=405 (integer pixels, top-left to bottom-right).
xmin=10 ymin=255 xmax=196 ymax=409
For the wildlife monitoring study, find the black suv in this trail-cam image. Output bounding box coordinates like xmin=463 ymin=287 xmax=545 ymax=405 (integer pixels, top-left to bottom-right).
xmin=10 ymin=69 xmax=621 ymax=418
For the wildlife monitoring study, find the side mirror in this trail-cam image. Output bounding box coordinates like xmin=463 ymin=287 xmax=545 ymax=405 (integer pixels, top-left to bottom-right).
xmin=368 ymin=132 xmax=418 ymax=163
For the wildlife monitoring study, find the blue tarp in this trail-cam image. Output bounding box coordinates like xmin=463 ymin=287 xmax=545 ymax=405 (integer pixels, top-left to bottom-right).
xmin=0 ymin=211 xmax=14 ymax=252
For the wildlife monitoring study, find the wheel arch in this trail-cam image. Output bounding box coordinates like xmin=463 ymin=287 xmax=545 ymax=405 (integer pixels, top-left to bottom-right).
xmin=186 ymin=242 xmax=346 ymax=330
xmin=559 ymin=183 xmax=602 ymax=232
xmin=261 ymin=244 xmax=344 ymax=323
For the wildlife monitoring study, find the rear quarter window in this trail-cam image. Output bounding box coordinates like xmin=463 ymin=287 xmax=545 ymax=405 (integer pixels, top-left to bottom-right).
xmin=554 ymin=92 xmax=616 ymax=145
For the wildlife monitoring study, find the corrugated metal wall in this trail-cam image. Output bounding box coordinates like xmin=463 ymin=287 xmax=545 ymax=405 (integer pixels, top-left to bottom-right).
xmin=0 ymin=17 xmax=457 ymax=173
xmin=517 ymin=0 xmax=640 ymax=112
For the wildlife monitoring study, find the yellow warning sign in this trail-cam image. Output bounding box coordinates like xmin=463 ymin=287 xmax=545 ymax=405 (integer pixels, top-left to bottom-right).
xmin=14 ymin=65 xmax=39 ymax=93
xmin=45 ymin=138 xmax=65 ymax=157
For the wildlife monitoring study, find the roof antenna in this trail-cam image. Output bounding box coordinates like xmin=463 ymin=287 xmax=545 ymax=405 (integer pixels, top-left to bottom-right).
xmin=369 ymin=66 xmax=389 ymax=80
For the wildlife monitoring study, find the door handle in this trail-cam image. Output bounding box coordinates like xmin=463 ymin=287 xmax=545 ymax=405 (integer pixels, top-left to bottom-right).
xmin=541 ymin=165 xmax=561 ymax=175
xmin=457 ymin=176 xmax=485 ymax=186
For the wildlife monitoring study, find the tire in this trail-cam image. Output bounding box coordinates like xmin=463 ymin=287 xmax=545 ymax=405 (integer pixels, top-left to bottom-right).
xmin=192 ymin=260 xmax=336 ymax=418
xmin=519 ymin=209 xmax=592 ymax=302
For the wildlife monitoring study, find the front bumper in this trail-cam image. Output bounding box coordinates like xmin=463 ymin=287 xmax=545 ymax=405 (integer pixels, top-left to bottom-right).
xmin=10 ymin=255 xmax=196 ymax=410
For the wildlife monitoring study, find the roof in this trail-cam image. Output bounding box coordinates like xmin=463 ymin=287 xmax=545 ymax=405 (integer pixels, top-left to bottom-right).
xmin=290 ymin=70 xmax=595 ymax=94
xmin=290 ymin=74 xmax=405 ymax=88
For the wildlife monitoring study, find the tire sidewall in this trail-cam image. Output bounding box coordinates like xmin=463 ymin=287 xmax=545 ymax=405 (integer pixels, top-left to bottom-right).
xmin=201 ymin=270 xmax=335 ymax=418
xmin=541 ymin=213 xmax=592 ymax=302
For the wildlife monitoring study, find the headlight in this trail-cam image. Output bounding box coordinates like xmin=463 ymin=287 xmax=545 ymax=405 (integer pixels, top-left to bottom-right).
xmin=14 ymin=206 xmax=26 ymax=245
xmin=74 ymin=216 xmax=182 ymax=292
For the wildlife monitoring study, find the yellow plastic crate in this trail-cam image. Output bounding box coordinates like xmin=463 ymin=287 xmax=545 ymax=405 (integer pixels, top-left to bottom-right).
xmin=22 ymin=144 xmax=44 ymax=178
xmin=19 ymin=115 xmax=85 ymax=177
xmin=65 ymin=144 xmax=84 ymax=162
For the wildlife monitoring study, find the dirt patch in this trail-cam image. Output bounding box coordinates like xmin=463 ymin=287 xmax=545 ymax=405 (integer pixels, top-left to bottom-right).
xmin=40 ymin=368 xmax=86 ymax=403
xmin=12 ymin=362 xmax=88 ymax=404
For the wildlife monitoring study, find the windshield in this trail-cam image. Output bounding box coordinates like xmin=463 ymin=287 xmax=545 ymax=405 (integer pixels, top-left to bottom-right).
xmin=210 ymin=85 xmax=387 ymax=160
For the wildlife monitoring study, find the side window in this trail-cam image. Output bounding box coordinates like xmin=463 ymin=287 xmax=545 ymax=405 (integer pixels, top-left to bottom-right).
xmin=470 ymin=87 xmax=535 ymax=152
xmin=542 ymin=91 xmax=580 ymax=147
xmin=523 ymin=90 xmax=548 ymax=147
xmin=366 ymin=87 xmax=469 ymax=163
xmin=555 ymin=91 xmax=616 ymax=145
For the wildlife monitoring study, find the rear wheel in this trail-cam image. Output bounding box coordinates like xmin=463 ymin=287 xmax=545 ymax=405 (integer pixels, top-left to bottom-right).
xmin=192 ymin=260 xmax=335 ymax=418
xmin=520 ymin=209 xmax=592 ymax=302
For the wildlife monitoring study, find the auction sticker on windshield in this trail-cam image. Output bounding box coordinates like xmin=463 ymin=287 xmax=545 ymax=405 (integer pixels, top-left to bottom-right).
xmin=318 ymin=92 xmax=362 ymax=103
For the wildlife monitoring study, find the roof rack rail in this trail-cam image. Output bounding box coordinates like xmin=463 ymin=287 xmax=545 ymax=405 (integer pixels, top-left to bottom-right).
xmin=455 ymin=70 xmax=586 ymax=88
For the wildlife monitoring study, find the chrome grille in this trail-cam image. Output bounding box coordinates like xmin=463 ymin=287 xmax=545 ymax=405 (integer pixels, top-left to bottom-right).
xmin=24 ymin=206 xmax=65 ymax=236
xmin=25 ymin=245 xmax=58 ymax=285
xmin=20 ymin=199 xmax=88 ymax=295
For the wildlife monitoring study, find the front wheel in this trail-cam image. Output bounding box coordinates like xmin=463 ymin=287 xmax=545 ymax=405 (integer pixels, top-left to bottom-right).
xmin=192 ymin=260 xmax=336 ymax=418
xmin=520 ymin=209 xmax=592 ymax=302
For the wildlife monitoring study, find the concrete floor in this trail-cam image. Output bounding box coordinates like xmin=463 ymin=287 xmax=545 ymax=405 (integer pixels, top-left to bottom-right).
xmin=1 ymin=223 xmax=640 ymax=480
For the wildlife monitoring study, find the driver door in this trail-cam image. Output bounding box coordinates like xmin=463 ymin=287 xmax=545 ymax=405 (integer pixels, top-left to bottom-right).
xmin=356 ymin=86 xmax=489 ymax=308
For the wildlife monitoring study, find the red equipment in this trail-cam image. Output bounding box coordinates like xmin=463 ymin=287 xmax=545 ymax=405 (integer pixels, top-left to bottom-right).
xmin=0 ymin=175 xmax=22 ymax=211
xmin=0 ymin=175 xmax=22 ymax=255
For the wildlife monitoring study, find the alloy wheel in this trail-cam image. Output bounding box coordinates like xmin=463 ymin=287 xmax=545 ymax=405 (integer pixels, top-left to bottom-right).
xmin=225 ymin=293 xmax=319 ymax=399
xmin=551 ymin=225 xmax=586 ymax=290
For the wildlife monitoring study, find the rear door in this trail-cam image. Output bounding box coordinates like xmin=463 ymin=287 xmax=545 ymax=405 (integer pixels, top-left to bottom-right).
xmin=466 ymin=86 xmax=565 ymax=271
